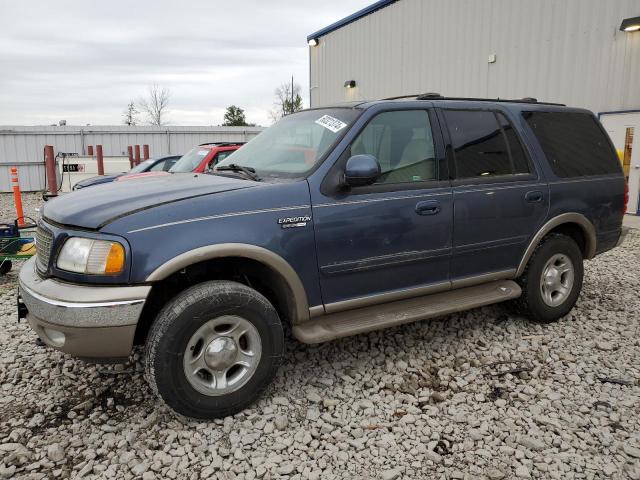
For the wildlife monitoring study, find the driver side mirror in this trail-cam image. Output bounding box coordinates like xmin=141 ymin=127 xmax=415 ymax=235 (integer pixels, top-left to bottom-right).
xmin=343 ymin=154 xmax=381 ymax=187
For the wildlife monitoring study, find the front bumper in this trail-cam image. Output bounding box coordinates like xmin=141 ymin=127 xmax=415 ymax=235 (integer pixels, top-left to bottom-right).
xmin=18 ymin=257 xmax=151 ymax=360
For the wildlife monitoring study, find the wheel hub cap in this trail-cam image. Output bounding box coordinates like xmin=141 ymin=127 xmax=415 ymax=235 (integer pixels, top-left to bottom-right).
xmin=540 ymin=254 xmax=574 ymax=308
xmin=544 ymin=268 xmax=561 ymax=288
xmin=204 ymin=337 xmax=237 ymax=370
xmin=183 ymin=315 xmax=262 ymax=396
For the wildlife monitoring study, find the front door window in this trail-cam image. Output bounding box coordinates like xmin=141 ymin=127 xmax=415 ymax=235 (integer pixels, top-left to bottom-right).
xmin=349 ymin=110 xmax=437 ymax=184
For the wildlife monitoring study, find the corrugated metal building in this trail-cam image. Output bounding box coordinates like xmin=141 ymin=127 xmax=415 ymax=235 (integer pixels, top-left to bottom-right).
xmin=308 ymin=0 xmax=640 ymax=112
xmin=307 ymin=0 xmax=640 ymax=213
xmin=0 ymin=125 xmax=263 ymax=192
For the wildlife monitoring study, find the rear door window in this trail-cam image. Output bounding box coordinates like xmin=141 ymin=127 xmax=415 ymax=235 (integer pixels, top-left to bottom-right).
xmin=443 ymin=109 xmax=530 ymax=179
xmin=522 ymin=111 xmax=620 ymax=178
xmin=497 ymin=112 xmax=530 ymax=174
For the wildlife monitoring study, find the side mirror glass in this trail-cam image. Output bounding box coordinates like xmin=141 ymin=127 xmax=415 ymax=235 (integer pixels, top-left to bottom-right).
xmin=344 ymin=154 xmax=381 ymax=187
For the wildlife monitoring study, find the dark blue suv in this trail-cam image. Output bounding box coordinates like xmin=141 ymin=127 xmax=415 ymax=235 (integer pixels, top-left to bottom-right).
xmin=18 ymin=95 xmax=626 ymax=418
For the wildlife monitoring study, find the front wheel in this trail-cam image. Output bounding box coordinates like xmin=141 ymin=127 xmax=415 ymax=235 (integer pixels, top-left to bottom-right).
xmin=515 ymin=233 xmax=584 ymax=323
xmin=145 ymin=280 xmax=284 ymax=419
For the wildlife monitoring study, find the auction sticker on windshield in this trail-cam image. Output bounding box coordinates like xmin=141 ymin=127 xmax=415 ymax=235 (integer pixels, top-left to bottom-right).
xmin=315 ymin=115 xmax=348 ymax=133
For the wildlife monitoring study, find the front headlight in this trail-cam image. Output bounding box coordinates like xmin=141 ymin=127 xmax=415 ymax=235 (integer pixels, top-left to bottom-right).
xmin=57 ymin=237 xmax=125 ymax=275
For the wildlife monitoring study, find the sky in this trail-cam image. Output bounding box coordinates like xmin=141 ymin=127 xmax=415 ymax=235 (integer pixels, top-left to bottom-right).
xmin=0 ymin=0 xmax=372 ymax=127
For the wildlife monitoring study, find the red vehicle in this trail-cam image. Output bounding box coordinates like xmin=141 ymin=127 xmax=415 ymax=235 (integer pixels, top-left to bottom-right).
xmin=169 ymin=142 xmax=244 ymax=174
xmin=114 ymin=143 xmax=243 ymax=183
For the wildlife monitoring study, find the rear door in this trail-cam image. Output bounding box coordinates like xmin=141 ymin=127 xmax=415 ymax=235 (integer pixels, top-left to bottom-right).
xmin=439 ymin=108 xmax=549 ymax=282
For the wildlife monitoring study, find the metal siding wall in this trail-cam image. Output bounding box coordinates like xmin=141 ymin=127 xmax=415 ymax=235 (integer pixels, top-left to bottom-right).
xmin=310 ymin=0 xmax=640 ymax=112
xmin=0 ymin=126 xmax=263 ymax=192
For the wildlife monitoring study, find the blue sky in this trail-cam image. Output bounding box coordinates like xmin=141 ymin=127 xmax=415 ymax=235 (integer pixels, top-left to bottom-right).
xmin=0 ymin=0 xmax=371 ymax=126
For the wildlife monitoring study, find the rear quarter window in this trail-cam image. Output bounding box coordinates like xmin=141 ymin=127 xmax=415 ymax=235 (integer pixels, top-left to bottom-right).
xmin=522 ymin=111 xmax=621 ymax=178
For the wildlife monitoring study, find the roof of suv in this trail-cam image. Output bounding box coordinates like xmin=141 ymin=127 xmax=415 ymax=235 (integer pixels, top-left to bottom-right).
xmin=320 ymin=94 xmax=575 ymax=112
xmin=380 ymin=93 xmax=564 ymax=105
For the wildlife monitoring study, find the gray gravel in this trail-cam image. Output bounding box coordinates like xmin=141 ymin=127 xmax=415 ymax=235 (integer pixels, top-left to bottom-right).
xmin=1 ymin=192 xmax=639 ymax=479
xmin=0 ymin=192 xmax=43 ymax=226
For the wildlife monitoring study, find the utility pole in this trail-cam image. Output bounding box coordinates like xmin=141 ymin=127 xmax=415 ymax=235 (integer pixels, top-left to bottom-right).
xmin=291 ymin=75 xmax=294 ymax=115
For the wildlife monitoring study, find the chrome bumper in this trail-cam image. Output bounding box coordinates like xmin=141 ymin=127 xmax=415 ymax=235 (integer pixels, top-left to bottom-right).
xmin=18 ymin=257 xmax=151 ymax=359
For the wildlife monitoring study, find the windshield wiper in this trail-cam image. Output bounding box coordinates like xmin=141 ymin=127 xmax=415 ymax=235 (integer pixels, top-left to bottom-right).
xmin=215 ymin=164 xmax=261 ymax=181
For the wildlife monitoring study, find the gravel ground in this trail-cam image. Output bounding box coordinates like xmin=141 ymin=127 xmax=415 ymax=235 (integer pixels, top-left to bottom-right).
xmin=0 ymin=192 xmax=43 ymax=226
xmin=1 ymin=192 xmax=639 ymax=479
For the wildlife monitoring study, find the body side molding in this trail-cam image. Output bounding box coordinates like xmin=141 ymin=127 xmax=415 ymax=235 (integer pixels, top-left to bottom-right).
xmin=324 ymin=280 xmax=451 ymax=314
xmin=146 ymin=243 xmax=310 ymax=323
xmin=516 ymin=213 xmax=596 ymax=277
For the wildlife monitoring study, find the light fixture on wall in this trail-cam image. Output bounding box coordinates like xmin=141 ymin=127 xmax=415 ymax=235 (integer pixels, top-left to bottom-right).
xmin=620 ymin=16 xmax=640 ymax=32
xmin=308 ymin=38 xmax=319 ymax=46
xmin=344 ymin=80 xmax=356 ymax=89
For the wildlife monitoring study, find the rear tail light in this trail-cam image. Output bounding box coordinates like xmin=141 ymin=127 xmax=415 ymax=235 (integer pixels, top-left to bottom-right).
xmin=623 ymin=182 xmax=629 ymax=215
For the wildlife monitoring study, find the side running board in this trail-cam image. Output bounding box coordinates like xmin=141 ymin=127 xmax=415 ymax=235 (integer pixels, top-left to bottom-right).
xmin=293 ymin=280 xmax=521 ymax=344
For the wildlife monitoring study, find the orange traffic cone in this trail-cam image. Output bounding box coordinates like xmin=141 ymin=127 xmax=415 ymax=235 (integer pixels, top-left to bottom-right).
xmin=10 ymin=167 xmax=25 ymax=227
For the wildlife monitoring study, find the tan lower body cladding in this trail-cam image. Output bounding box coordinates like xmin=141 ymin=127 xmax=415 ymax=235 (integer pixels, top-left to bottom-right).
xmin=293 ymin=280 xmax=521 ymax=343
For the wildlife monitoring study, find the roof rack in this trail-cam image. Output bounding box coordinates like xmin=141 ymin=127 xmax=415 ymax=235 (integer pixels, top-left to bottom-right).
xmin=198 ymin=142 xmax=246 ymax=147
xmin=382 ymin=93 xmax=565 ymax=106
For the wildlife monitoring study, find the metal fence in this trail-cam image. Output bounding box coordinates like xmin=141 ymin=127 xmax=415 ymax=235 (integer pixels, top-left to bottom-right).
xmin=0 ymin=125 xmax=264 ymax=192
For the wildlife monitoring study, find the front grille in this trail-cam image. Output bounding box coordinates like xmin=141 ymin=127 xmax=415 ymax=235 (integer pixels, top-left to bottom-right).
xmin=35 ymin=224 xmax=54 ymax=272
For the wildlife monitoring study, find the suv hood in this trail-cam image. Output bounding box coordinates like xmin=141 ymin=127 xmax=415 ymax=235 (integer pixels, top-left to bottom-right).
xmin=44 ymin=173 xmax=255 ymax=229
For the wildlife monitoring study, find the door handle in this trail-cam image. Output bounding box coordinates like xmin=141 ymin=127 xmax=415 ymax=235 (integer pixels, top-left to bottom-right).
xmin=415 ymin=200 xmax=441 ymax=215
xmin=525 ymin=191 xmax=543 ymax=203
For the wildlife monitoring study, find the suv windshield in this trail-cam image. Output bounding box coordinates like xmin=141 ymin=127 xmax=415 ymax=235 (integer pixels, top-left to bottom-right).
xmin=170 ymin=147 xmax=210 ymax=173
xmin=215 ymin=108 xmax=361 ymax=178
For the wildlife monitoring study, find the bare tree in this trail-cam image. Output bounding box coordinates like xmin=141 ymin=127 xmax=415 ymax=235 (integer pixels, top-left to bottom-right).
xmin=138 ymin=85 xmax=171 ymax=126
xmin=270 ymin=79 xmax=303 ymax=122
xmin=122 ymin=100 xmax=139 ymax=126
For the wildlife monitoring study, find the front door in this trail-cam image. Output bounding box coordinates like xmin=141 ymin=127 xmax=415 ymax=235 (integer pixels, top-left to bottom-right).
xmin=439 ymin=108 xmax=549 ymax=280
xmin=311 ymin=108 xmax=453 ymax=311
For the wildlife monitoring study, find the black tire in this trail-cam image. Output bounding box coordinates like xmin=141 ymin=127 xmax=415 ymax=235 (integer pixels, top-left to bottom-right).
xmin=0 ymin=260 xmax=12 ymax=276
xmin=514 ymin=233 xmax=584 ymax=323
xmin=145 ymin=280 xmax=284 ymax=419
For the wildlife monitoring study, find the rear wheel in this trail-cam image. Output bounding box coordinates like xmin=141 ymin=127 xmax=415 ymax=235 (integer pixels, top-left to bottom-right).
xmin=515 ymin=233 xmax=583 ymax=323
xmin=145 ymin=280 xmax=284 ymax=419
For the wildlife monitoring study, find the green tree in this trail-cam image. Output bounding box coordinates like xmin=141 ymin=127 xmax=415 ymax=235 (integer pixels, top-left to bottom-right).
xmin=222 ymin=105 xmax=252 ymax=126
